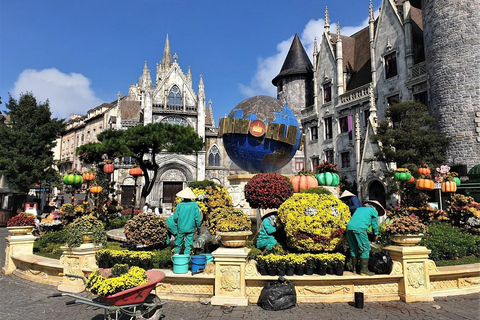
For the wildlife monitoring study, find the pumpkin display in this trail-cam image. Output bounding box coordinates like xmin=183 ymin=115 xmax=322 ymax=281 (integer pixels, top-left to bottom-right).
xmin=315 ymin=172 xmax=340 ymax=186
xmin=289 ymin=175 xmax=318 ymax=193
xmin=418 ymin=167 xmax=431 ymax=176
xmin=103 ymin=163 xmax=114 ymax=174
xmin=453 ymin=177 xmax=461 ymax=187
xmin=90 ymin=185 xmax=103 ymax=194
xmin=63 ymin=173 xmax=84 ymax=186
xmin=441 ymin=181 xmax=457 ymax=193
xmin=129 ymin=167 xmax=143 ymax=177
xmin=394 ymin=168 xmax=412 ymax=182
xmin=407 ymin=176 xmax=415 ymax=184
xmin=82 ymin=172 xmax=95 ymax=182
xmin=416 ymin=178 xmax=434 ymax=191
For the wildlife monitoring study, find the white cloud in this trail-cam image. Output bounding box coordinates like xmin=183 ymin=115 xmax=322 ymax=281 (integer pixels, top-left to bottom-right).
xmin=12 ymin=68 xmax=104 ymax=120
xmin=240 ymin=11 xmax=373 ymax=98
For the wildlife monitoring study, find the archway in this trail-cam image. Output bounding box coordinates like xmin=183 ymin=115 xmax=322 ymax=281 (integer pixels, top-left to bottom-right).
xmin=368 ymin=180 xmax=386 ymax=208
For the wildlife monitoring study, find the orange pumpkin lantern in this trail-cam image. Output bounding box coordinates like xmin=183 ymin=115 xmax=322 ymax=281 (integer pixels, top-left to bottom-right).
xmin=416 ymin=178 xmax=434 ymax=191
xmin=441 ymin=181 xmax=457 ymax=193
xmin=103 ymin=163 xmax=114 ymax=174
xmin=82 ymin=172 xmax=95 ymax=182
xmin=289 ymin=175 xmax=318 ymax=193
xmin=90 ymin=185 xmax=103 ymax=194
xmin=129 ymin=167 xmax=143 ymax=177
xmin=418 ymin=167 xmax=431 ymax=176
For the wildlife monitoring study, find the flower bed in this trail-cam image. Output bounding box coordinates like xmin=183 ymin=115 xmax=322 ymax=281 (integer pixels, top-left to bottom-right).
xmin=95 ymin=249 xmax=156 ymax=269
xmin=277 ymin=193 xmax=350 ymax=251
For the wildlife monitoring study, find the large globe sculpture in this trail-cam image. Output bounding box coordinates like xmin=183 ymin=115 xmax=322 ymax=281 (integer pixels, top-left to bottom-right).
xmin=219 ymin=95 xmax=302 ymax=173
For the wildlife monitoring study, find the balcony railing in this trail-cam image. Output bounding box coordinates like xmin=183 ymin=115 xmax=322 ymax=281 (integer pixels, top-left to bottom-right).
xmin=153 ymin=104 xmax=197 ymax=114
xmin=339 ymin=84 xmax=372 ymax=104
xmin=410 ymin=62 xmax=427 ymax=79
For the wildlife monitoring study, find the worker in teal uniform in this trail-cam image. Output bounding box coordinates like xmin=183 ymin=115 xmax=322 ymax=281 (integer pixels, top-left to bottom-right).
xmin=165 ymin=215 xmax=177 ymax=245
xmin=346 ymin=199 xmax=385 ymax=275
xmin=339 ymin=190 xmax=362 ymax=215
xmin=256 ymin=211 xmax=277 ymax=251
xmin=172 ymin=187 xmax=202 ymax=255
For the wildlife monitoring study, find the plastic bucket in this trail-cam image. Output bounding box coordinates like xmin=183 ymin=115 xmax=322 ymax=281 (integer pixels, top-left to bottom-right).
xmin=191 ymin=255 xmax=207 ymax=273
xmin=172 ymin=254 xmax=190 ymax=274
xmin=200 ymin=253 xmax=214 ymax=264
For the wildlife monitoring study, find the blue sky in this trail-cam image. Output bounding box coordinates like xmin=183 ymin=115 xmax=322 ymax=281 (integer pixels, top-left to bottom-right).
xmin=0 ymin=0 xmax=381 ymax=124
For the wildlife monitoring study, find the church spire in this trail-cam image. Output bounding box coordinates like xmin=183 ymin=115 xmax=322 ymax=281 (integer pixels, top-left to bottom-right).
xmin=369 ymin=0 xmax=374 ymax=23
xmin=324 ymin=7 xmax=330 ymax=38
xmin=161 ymin=34 xmax=172 ymax=71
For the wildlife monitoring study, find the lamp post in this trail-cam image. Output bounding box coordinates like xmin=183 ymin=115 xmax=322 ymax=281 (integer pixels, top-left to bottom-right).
xmin=129 ymin=166 xmax=143 ymax=218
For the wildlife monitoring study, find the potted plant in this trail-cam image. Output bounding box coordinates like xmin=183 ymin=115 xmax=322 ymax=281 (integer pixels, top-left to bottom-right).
xmin=277 ymin=255 xmax=287 ymax=276
xmin=208 ymin=207 xmax=252 ymax=247
xmin=305 ymin=254 xmax=315 ymax=275
xmin=385 ymin=215 xmax=427 ymax=246
xmin=314 ymin=254 xmax=328 ymax=275
xmin=255 ymin=255 xmax=268 ymax=275
xmin=6 ymin=212 xmax=36 ymax=235
xmin=332 ymin=253 xmax=345 ymax=276
xmin=65 ymin=216 xmax=107 ymax=248
xmin=264 ymin=254 xmax=278 ymax=276
xmin=285 ymin=254 xmax=295 ymax=276
xmin=293 ymin=254 xmax=306 ymax=276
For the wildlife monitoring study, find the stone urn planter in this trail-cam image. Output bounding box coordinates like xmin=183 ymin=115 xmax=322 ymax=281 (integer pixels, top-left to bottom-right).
xmin=217 ymin=231 xmax=252 ymax=247
xmin=7 ymin=226 xmax=35 ymax=236
xmin=82 ymin=232 xmax=94 ymax=244
xmin=391 ymin=234 xmax=424 ymax=246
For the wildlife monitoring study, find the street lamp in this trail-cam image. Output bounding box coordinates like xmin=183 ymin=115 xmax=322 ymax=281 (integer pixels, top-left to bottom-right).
xmin=129 ymin=166 xmax=143 ymax=217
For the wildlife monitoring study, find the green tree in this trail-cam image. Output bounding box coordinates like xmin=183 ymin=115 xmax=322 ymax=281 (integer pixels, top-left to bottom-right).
xmin=371 ymin=101 xmax=449 ymax=170
xmin=76 ymin=122 xmax=204 ymax=203
xmin=0 ymin=93 xmax=65 ymax=193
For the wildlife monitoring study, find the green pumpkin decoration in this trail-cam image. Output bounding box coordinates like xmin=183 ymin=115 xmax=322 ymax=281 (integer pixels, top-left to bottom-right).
xmin=453 ymin=177 xmax=461 ymax=187
xmin=394 ymin=169 xmax=412 ymax=182
xmin=63 ymin=173 xmax=84 ymax=186
xmin=315 ymin=172 xmax=340 ymax=186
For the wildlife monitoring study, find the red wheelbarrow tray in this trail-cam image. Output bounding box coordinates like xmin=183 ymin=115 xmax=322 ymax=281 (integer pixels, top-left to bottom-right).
xmin=98 ymin=270 xmax=165 ymax=306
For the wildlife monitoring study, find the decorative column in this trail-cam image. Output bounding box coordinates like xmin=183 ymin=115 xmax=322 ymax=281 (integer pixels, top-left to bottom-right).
xmin=57 ymin=243 xmax=99 ymax=293
xmin=2 ymin=233 xmax=36 ymax=274
xmin=386 ymin=245 xmax=436 ymax=302
xmin=210 ymin=247 xmax=250 ymax=306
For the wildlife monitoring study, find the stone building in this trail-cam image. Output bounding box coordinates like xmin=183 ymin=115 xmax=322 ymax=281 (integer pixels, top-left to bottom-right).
xmin=277 ymin=0 xmax=479 ymax=207
xmin=57 ymin=35 xmax=229 ymax=212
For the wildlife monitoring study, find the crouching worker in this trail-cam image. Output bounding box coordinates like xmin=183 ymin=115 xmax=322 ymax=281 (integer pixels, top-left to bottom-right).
xmin=346 ymin=199 xmax=384 ymax=275
xmin=172 ymin=187 xmax=202 ymax=255
xmin=256 ymin=211 xmax=277 ymax=251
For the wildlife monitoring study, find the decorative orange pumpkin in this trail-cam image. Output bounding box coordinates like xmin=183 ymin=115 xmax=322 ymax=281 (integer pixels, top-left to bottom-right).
xmin=416 ymin=178 xmax=434 ymax=191
xmin=90 ymin=185 xmax=103 ymax=194
xmin=129 ymin=167 xmax=143 ymax=177
xmin=289 ymin=175 xmax=318 ymax=193
xmin=103 ymin=163 xmax=114 ymax=174
xmin=82 ymin=172 xmax=95 ymax=182
xmin=418 ymin=167 xmax=431 ymax=176
xmin=441 ymin=181 xmax=457 ymax=193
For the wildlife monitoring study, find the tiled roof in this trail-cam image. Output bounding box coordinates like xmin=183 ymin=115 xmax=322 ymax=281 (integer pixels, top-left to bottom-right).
xmin=120 ymin=100 xmax=141 ymax=120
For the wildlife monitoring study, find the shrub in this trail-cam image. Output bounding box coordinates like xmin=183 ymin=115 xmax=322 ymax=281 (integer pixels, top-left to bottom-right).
xmin=108 ymin=215 xmax=130 ymax=230
xmin=124 ymin=213 xmax=168 ymax=247
xmin=152 ymin=248 xmax=173 ymax=268
xmin=446 ymin=194 xmax=480 ymax=231
xmin=65 ymin=216 xmax=107 ymax=248
xmin=207 ymin=207 xmax=251 ymax=235
xmin=189 ymin=180 xmax=218 ymax=189
xmin=95 ymin=249 xmax=155 ymax=269
xmin=244 ymin=173 xmax=294 ymax=209
xmin=300 ymin=187 xmax=332 ymax=195
xmin=385 ymin=215 xmax=427 ymax=235
xmin=420 ymin=221 xmax=480 ymax=261
xmin=277 ymin=193 xmax=350 ymax=252
xmin=37 ymin=229 xmax=68 ymax=247
xmin=111 ymin=263 xmax=130 ymax=277
xmin=7 ymin=212 xmax=36 ymax=227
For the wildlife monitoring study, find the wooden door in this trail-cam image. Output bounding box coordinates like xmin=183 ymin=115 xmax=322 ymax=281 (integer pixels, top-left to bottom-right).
xmin=163 ymin=182 xmax=183 ymax=204
xmin=121 ymin=186 xmax=135 ymax=208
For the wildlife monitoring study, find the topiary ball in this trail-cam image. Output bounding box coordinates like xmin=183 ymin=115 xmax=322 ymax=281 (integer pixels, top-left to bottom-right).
xmin=124 ymin=213 xmax=168 ymax=247
xmin=277 ymin=193 xmax=351 ymax=252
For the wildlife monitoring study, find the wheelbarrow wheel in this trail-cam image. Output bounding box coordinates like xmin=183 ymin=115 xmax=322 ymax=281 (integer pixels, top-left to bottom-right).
xmin=134 ymin=294 xmax=163 ymax=320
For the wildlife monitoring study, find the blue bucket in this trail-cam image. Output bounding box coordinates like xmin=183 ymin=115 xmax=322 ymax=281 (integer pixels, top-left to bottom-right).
xmin=200 ymin=253 xmax=214 ymax=264
xmin=191 ymin=255 xmax=206 ymax=273
xmin=172 ymin=254 xmax=190 ymax=274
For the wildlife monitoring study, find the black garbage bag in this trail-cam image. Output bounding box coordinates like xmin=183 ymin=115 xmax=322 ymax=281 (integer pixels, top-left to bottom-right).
xmin=257 ymin=276 xmax=296 ymax=311
xmin=369 ymin=251 xmax=393 ymax=274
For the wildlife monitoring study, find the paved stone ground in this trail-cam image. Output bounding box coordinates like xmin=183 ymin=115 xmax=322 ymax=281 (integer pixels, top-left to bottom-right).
xmin=1 ymin=227 xmax=479 ymax=320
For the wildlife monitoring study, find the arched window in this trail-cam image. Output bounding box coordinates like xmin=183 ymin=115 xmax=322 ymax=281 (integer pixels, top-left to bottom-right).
xmin=160 ymin=116 xmax=188 ymax=127
xmin=168 ymin=85 xmax=182 ymax=105
xmin=208 ymin=145 xmax=221 ymax=166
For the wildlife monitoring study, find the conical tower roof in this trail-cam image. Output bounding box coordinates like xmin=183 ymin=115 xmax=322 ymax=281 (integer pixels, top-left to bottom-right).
xmin=272 ymin=34 xmax=313 ymax=86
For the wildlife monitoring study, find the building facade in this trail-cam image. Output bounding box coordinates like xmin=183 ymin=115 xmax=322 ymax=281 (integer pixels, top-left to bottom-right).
xmin=57 ymin=35 xmax=229 ymax=212
xmin=277 ymin=0 xmax=479 ymax=207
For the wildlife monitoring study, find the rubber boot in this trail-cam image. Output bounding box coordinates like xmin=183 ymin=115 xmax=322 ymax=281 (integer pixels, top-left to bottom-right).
xmin=359 ymin=258 xmax=374 ymax=276
xmin=352 ymin=257 xmax=358 ymax=274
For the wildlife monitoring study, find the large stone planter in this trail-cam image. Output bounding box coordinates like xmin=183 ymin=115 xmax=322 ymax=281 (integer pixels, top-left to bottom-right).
xmin=217 ymin=231 xmax=252 ymax=248
xmin=391 ymin=234 xmax=423 ymax=246
xmin=7 ymin=226 xmax=35 ymax=236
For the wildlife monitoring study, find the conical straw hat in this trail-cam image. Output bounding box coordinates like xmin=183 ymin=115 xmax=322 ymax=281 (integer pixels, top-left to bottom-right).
xmin=339 ymin=190 xmax=356 ymax=199
xmin=363 ymin=199 xmax=386 ymax=216
xmin=176 ymin=187 xmax=197 ymax=199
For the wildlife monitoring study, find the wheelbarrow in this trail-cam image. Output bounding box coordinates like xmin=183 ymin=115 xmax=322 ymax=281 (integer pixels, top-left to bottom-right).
xmin=49 ymin=270 xmax=165 ymax=320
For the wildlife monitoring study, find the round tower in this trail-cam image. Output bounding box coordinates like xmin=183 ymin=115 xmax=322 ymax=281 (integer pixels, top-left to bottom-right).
xmin=411 ymin=0 xmax=480 ymax=170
